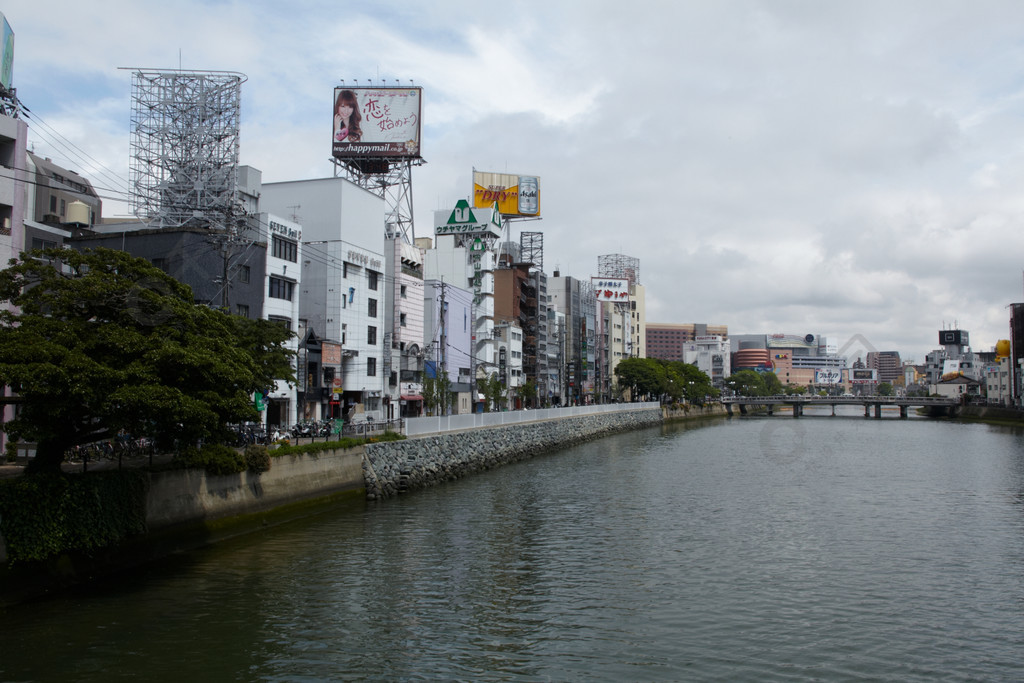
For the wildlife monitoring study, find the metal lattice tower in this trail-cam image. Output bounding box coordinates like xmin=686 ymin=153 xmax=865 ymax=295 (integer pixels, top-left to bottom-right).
xmin=520 ymin=231 xmax=543 ymax=270
xmin=597 ymin=253 xmax=640 ymax=286
xmin=128 ymin=69 xmax=246 ymax=231
xmin=334 ymin=157 xmax=423 ymax=244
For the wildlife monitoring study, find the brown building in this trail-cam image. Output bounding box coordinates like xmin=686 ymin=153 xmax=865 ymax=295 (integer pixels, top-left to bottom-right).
xmin=493 ymin=262 xmax=541 ymax=396
xmin=646 ymin=323 xmax=728 ymax=362
xmin=866 ymin=351 xmax=902 ymax=384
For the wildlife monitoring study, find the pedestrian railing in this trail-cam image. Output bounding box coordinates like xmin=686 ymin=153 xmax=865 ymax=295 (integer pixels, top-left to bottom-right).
xmin=404 ymin=402 xmax=661 ymax=438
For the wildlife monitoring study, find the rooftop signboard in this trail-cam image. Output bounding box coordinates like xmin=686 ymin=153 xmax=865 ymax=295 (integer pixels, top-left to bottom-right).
xmin=332 ymin=86 xmax=422 ymax=160
xmin=472 ymin=170 xmax=540 ymax=217
xmin=434 ymin=199 xmax=502 ymax=237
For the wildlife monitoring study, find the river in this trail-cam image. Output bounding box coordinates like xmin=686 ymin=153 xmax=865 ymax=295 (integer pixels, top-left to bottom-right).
xmin=2 ymin=410 xmax=1024 ymax=681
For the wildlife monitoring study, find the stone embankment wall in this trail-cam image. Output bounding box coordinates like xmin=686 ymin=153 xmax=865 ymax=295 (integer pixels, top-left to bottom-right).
xmin=363 ymin=408 xmax=663 ymax=499
xmin=662 ymin=403 xmax=729 ymax=420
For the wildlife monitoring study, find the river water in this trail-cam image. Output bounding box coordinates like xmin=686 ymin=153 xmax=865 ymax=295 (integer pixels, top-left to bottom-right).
xmin=2 ymin=410 xmax=1024 ymax=681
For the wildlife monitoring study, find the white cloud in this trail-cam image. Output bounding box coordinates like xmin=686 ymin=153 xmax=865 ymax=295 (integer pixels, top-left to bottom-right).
xmin=8 ymin=0 xmax=1024 ymax=362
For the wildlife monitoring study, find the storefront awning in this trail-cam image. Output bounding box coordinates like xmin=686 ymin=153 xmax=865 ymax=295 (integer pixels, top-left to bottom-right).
xmin=401 ymin=394 xmax=423 ymax=401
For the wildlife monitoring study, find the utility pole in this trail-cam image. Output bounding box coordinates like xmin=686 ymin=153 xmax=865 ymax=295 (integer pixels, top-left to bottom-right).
xmin=438 ymin=279 xmax=448 ymax=415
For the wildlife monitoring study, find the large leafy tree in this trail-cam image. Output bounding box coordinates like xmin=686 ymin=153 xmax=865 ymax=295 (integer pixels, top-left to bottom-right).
xmin=0 ymin=248 xmax=294 ymax=474
xmin=614 ymin=357 xmax=665 ymax=401
xmin=725 ymin=369 xmax=768 ymax=396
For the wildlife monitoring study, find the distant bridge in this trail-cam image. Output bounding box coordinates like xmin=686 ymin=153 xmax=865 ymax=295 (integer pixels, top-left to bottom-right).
xmin=720 ymin=395 xmax=959 ymax=418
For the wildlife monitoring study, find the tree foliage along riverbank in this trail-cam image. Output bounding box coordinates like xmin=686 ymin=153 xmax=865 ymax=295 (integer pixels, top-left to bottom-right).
xmin=0 ymin=248 xmax=295 ymax=475
xmin=614 ymin=357 xmax=717 ymax=404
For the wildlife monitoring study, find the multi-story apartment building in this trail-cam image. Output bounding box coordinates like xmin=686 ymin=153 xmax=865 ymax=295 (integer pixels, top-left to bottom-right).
xmin=260 ymin=176 xmax=387 ymax=423
xmin=494 ymin=321 xmax=524 ymax=409
xmin=423 ymin=199 xmax=504 ymax=409
xmin=682 ymin=334 xmax=731 ymax=388
xmin=866 ymin=351 xmax=903 ymax=384
xmin=0 ymin=99 xmax=28 ymax=454
xmin=384 ymin=237 xmax=427 ymax=418
xmin=550 ymin=272 xmax=597 ymax=404
xmin=423 ymin=279 xmax=474 ymax=414
xmin=493 ymin=257 xmax=544 ymax=405
xmin=647 ymin=323 xmax=729 ymax=362
xmin=925 ymin=329 xmax=983 ymax=384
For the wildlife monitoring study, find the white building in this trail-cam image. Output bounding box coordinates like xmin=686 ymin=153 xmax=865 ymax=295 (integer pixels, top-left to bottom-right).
xmin=423 ymin=279 xmax=475 ymax=414
xmin=985 ymin=356 xmax=1012 ymax=406
xmin=683 ymin=335 xmax=731 ymax=387
xmin=493 ymin=321 xmax=524 ymax=409
xmin=259 ymin=213 xmax=302 ymax=429
xmin=423 ymin=200 xmax=504 ymax=406
xmin=261 ymin=177 xmax=387 ymax=422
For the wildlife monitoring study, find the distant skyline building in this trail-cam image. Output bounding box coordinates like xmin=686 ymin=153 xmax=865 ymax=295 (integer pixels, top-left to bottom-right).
xmin=866 ymin=351 xmax=902 ymax=384
xmin=646 ymin=323 xmax=728 ymax=362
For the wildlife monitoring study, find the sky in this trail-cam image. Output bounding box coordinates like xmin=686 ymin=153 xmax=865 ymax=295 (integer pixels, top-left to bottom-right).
xmin=6 ymin=0 xmax=1024 ymax=363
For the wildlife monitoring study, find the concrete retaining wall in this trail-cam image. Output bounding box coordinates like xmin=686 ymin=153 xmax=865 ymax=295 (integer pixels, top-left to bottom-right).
xmin=363 ymin=408 xmax=663 ymax=499
xmin=663 ymin=403 xmax=729 ymax=420
xmin=146 ymin=447 xmax=365 ymax=531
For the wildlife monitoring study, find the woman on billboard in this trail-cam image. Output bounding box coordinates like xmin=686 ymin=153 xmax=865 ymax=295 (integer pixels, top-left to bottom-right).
xmin=334 ymin=89 xmax=363 ymax=143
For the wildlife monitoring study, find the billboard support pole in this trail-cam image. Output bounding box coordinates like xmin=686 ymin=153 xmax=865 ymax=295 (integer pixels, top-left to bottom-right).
xmin=333 ymin=157 xmax=423 ymax=244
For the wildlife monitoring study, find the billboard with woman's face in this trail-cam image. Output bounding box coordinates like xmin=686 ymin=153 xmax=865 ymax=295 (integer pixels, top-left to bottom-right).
xmin=332 ymin=86 xmax=422 ymax=159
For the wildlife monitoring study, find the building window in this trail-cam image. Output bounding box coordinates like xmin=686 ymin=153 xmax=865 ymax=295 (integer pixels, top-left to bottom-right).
xmin=272 ymin=236 xmax=298 ymax=263
xmin=367 ymin=325 xmax=377 ymax=345
xmin=367 ymin=357 xmax=377 ymax=377
xmin=268 ymin=315 xmax=291 ymax=332
xmin=400 ymin=284 xmax=407 ymax=299
xmin=150 ymin=257 xmax=168 ymax=272
xmin=60 ymin=199 xmax=66 ymax=217
xmin=368 ymin=298 xmax=377 ymax=318
xmin=343 ymin=262 xmax=349 ymax=278
xmin=368 ymin=270 xmax=379 ymax=291
xmin=49 ymin=195 xmax=56 ymax=213
xmin=32 ymin=237 xmax=57 ymax=251
xmin=400 ymin=313 xmax=407 ymax=327
xmin=238 ymin=265 xmax=250 ymax=284
xmin=236 ymin=304 xmax=249 ymax=318
xmin=268 ymin=276 xmax=295 ymax=301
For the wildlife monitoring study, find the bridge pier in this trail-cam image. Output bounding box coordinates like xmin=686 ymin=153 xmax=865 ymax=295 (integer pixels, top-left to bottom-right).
xmin=767 ymin=405 xmax=773 ymax=415
xmin=832 ymin=404 xmax=836 ymax=416
xmin=874 ymin=404 xmax=882 ymax=419
xmin=900 ymin=405 xmax=908 ymax=419
xmin=793 ymin=403 xmax=802 ymax=418
xmin=864 ymin=404 xmax=871 ymax=418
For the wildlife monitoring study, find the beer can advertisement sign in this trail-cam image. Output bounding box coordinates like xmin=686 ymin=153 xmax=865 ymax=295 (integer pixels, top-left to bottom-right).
xmin=472 ymin=171 xmax=541 ymax=217
xmin=332 ymin=86 xmax=422 ymax=159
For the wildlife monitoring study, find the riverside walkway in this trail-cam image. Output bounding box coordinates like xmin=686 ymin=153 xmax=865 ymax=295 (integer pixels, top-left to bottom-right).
xmin=720 ymin=395 xmax=959 ymax=418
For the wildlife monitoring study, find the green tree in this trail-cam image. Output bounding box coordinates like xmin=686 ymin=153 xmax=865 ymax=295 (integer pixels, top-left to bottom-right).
xmin=664 ymin=360 xmax=716 ymax=405
xmin=877 ymin=382 xmax=894 ymax=396
xmin=762 ymin=371 xmax=784 ymax=395
xmin=517 ymin=379 xmax=538 ymax=409
xmin=614 ymin=357 xmax=666 ymax=401
xmin=725 ymin=370 xmax=767 ymax=397
xmin=423 ymin=370 xmax=451 ymax=415
xmin=477 ymin=372 xmax=506 ymax=412
xmin=0 ymin=247 xmax=295 ymax=474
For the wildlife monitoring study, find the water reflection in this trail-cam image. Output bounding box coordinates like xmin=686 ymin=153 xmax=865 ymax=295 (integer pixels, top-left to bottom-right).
xmin=2 ymin=417 xmax=1024 ymax=681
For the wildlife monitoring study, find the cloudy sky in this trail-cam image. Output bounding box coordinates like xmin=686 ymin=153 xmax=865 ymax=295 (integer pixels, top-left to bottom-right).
xmin=7 ymin=0 xmax=1024 ymax=362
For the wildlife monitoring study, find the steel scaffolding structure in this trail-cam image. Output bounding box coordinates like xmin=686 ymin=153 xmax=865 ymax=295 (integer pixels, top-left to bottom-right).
xmin=597 ymin=253 xmax=640 ymax=286
xmin=128 ymin=69 xmax=246 ymax=231
xmin=333 ymin=157 xmax=424 ymax=244
xmin=520 ymin=231 xmax=543 ymax=270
